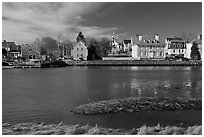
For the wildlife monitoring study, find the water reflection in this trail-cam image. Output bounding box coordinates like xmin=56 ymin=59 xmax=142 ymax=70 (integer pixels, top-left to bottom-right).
xmin=2 ymin=66 xmax=202 ymax=127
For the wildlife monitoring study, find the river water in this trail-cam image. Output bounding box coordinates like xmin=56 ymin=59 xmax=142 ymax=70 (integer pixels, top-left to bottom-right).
xmin=2 ymin=66 xmax=202 ymax=129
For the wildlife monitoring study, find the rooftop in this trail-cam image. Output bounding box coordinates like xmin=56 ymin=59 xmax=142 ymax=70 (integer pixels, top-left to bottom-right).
xmin=136 ymin=37 xmax=165 ymax=46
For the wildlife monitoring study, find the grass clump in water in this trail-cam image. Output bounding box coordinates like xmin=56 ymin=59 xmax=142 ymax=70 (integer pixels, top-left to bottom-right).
xmin=72 ymin=97 xmax=201 ymax=115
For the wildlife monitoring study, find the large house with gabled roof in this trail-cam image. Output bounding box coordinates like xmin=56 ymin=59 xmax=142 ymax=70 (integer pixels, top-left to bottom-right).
xmin=22 ymin=44 xmax=41 ymax=64
xmin=132 ymin=34 xmax=165 ymax=60
xmin=2 ymin=40 xmax=22 ymax=62
xmin=71 ymin=41 xmax=88 ymax=60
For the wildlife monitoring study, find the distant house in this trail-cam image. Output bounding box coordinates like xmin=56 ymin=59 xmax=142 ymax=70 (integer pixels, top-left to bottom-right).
xmin=2 ymin=40 xmax=15 ymax=52
xmin=132 ymin=34 xmax=165 ymax=60
xmin=22 ymin=44 xmax=41 ymax=64
xmin=111 ymin=41 xmax=120 ymax=55
xmin=122 ymin=39 xmax=133 ymax=53
xmin=2 ymin=40 xmax=22 ymax=62
xmin=165 ymin=37 xmax=186 ymax=58
xmin=71 ymin=41 xmax=88 ymax=60
xmin=109 ymin=32 xmax=123 ymax=55
xmin=186 ymin=35 xmax=202 ymax=59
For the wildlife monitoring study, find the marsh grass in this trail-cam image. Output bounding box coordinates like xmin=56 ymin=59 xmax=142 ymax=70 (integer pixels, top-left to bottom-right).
xmin=72 ymin=97 xmax=201 ymax=115
xmin=2 ymin=122 xmax=202 ymax=135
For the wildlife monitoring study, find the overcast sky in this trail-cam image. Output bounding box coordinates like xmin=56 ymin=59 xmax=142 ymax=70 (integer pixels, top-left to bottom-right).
xmin=2 ymin=2 xmax=202 ymax=44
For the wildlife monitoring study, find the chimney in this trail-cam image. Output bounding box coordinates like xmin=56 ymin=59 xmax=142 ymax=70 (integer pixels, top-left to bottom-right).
xmin=155 ymin=34 xmax=159 ymax=41
xmin=138 ymin=34 xmax=142 ymax=41
xmin=198 ymin=34 xmax=202 ymax=40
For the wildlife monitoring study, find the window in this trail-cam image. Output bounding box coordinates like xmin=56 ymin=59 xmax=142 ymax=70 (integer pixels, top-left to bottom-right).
xmin=28 ymin=55 xmax=35 ymax=59
xmin=157 ymin=51 xmax=160 ymax=56
xmin=173 ymin=49 xmax=175 ymax=53
xmin=179 ymin=49 xmax=180 ymax=53
xmin=29 ymin=48 xmax=32 ymax=52
xmin=140 ymin=51 xmax=142 ymax=56
xmin=77 ymin=54 xmax=78 ymax=57
xmin=77 ymin=48 xmax=79 ymax=51
xmin=81 ymin=48 xmax=83 ymax=51
xmin=150 ymin=46 xmax=152 ymax=49
xmin=160 ymin=51 xmax=163 ymax=56
xmin=145 ymin=51 xmax=148 ymax=56
xmin=153 ymin=51 xmax=156 ymax=56
xmin=81 ymin=54 xmax=83 ymax=57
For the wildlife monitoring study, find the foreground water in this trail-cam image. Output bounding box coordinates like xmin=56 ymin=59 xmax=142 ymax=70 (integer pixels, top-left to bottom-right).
xmin=2 ymin=66 xmax=202 ymax=129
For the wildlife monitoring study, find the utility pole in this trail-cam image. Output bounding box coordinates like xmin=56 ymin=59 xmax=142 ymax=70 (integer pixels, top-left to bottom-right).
xmin=62 ymin=42 xmax=64 ymax=57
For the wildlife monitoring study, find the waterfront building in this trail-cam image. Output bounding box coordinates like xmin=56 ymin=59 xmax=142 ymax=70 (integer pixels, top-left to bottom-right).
xmin=22 ymin=44 xmax=41 ymax=65
xmin=109 ymin=33 xmax=133 ymax=56
xmin=122 ymin=38 xmax=133 ymax=54
xmin=132 ymin=34 xmax=165 ymax=60
xmin=2 ymin=40 xmax=22 ymax=62
xmin=71 ymin=41 xmax=88 ymax=60
xmin=110 ymin=32 xmax=121 ymax=55
xmin=165 ymin=37 xmax=187 ymax=58
xmin=186 ymin=35 xmax=202 ymax=59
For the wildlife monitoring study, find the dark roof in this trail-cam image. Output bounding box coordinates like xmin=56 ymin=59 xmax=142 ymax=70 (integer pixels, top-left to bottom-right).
xmin=194 ymin=39 xmax=202 ymax=45
xmin=22 ymin=44 xmax=40 ymax=52
xmin=2 ymin=42 xmax=16 ymax=49
xmin=136 ymin=38 xmax=165 ymax=46
xmin=188 ymin=39 xmax=202 ymax=45
xmin=169 ymin=40 xmax=186 ymax=43
xmin=166 ymin=38 xmax=182 ymax=41
xmin=124 ymin=40 xmax=131 ymax=44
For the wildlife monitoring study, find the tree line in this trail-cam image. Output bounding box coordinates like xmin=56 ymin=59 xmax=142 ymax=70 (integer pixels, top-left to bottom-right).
xmin=32 ymin=32 xmax=112 ymax=60
xmin=31 ymin=32 xmax=201 ymax=60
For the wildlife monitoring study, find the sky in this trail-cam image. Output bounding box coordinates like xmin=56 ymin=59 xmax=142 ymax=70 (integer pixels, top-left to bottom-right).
xmin=2 ymin=2 xmax=202 ymax=44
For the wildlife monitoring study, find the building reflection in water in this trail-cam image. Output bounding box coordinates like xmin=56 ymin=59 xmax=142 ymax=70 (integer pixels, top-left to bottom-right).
xmin=127 ymin=78 xmax=201 ymax=99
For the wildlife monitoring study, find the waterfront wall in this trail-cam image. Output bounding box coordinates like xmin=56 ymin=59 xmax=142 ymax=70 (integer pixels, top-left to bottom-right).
xmin=66 ymin=60 xmax=201 ymax=66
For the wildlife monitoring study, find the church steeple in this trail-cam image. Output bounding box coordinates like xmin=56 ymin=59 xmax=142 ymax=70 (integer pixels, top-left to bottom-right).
xmin=112 ymin=32 xmax=116 ymax=43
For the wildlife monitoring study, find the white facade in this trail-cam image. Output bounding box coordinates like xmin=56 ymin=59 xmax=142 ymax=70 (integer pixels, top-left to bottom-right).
xmin=71 ymin=41 xmax=88 ymax=60
xmin=186 ymin=42 xmax=193 ymax=59
xmin=131 ymin=34 xmax=165 ymax=60
xmin=167 ymin=49 xmax=187 ymax=56
xmin=131 ymin=44 xmax=140 ymax=59
xmin=165 ymin=38 xmax=187 ymax=58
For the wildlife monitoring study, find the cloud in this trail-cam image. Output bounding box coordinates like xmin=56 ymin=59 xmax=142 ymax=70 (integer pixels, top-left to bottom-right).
xmin=2 ymin=2 xmax=116 ymax=44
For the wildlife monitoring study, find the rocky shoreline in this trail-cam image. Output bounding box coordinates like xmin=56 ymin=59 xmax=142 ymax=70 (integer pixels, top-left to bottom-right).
xmin=66 ymin=60 xmax=202 ymax=66
xmin=72 ymin=97 xmax=202 ymax=115
xmin=2 ymin=122 xmax=202 ymax=135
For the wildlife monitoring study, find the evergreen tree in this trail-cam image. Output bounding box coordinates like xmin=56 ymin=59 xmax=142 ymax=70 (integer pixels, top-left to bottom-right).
xmin=190 ymin=42 xmax=201 ymax=60
xmin=76 ymin=32 xmax=86 ymax=43
xmin=2 ymin=48 xmax=7 ymax=56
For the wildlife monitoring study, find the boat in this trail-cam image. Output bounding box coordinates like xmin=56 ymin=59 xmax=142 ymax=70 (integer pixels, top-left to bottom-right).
xmin=2 ymin=62 xmax=14 ymax=69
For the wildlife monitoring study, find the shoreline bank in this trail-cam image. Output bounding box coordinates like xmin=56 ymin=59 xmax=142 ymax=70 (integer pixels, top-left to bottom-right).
xmin=2 ymin=122 xmax=202 ymax=135
xmin=66 ymin=60 xmax=201 ymax=66
xmin=2 ymin=60 xmax=202 ymax=68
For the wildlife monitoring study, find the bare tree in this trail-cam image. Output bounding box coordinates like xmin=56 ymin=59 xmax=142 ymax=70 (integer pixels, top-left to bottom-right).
xmin=176 ymin=32 xmax=197 ymax=42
